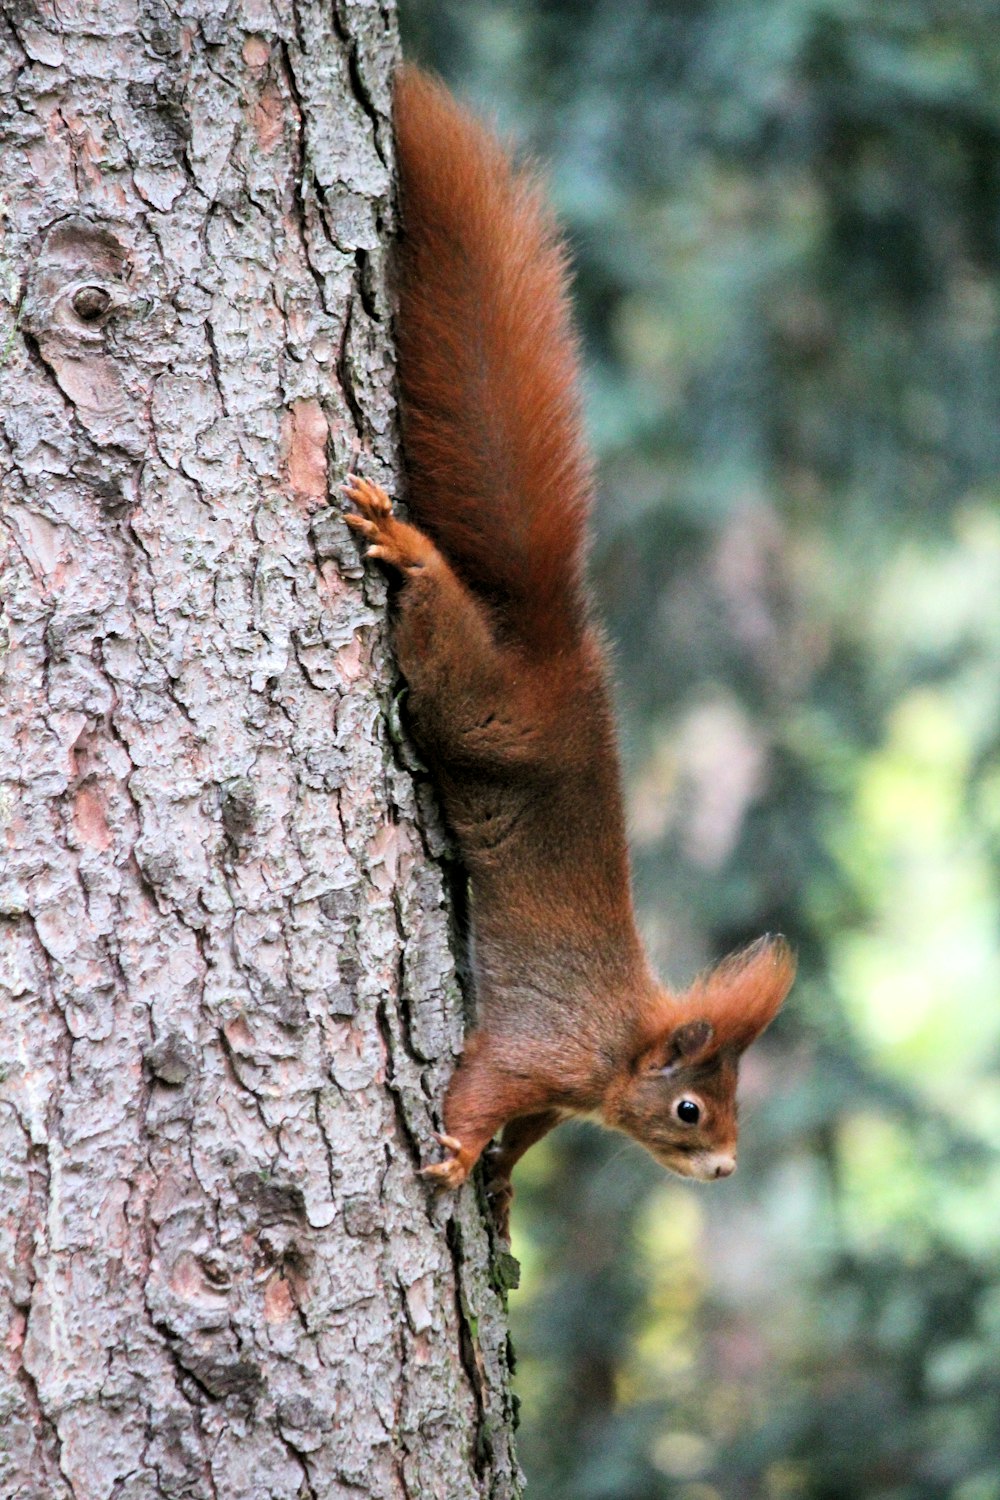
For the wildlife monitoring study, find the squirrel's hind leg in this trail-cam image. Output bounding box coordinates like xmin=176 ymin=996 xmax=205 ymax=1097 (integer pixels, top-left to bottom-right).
xmin=483 ymin=1109 xmax=562 ymax=1238
xmin=343 ymin=475 xmax=530 ymax=769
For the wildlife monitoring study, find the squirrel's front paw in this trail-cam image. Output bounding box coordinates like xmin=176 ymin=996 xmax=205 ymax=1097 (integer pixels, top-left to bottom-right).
xmin=420 ymin=1132 xmax=474 ymax=1190
xmin=342 ymin=473 xmax=432 ymax=575
xmin=343 ymin=473 xmax=393 ymax=522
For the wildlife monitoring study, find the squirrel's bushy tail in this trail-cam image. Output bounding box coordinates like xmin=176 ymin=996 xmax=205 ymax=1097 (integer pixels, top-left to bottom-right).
xmin=393 ymin=66 xmax=593 ymax=653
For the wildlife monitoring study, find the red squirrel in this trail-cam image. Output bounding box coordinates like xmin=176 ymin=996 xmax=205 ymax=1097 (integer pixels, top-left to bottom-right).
xmin=344 ymin=66 xmax=795 ymax=1225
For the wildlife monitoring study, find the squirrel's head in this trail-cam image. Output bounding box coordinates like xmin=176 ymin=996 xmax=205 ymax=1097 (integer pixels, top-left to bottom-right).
xmin=604 ymin=935 xmax=796 ymax=1182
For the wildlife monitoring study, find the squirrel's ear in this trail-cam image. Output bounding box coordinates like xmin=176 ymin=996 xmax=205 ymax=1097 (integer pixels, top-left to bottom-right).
xmin=639 ymin=1018 xmax=715 ymax=1073
xmin=667 ymin=1019 xmax=714 ymax=1063
xmin=688 ymin=935 xmax=796 ymax=1054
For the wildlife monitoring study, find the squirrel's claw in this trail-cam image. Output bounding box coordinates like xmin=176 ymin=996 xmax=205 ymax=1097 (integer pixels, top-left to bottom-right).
xmin=342 ymin=473 xmax=393 ymax=519
xmin=421 ymin=1132 xmax=472 ymax=1190
xmin=344 ymin=513 xmax=378 ymax=539
xmin=343 ymin=476 xmax=434 ymax=576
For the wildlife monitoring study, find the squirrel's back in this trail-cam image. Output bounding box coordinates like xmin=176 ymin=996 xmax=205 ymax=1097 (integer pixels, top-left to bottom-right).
xmin=393 ymin=66 xmax=593 ymax=653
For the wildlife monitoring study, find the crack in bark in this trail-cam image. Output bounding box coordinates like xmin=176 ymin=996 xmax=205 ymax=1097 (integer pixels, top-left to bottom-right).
xmin=11 ymin=1147 xmax=73 ymax=1499
xmin=203 ymin=313 xmax=229 ymax=418
xmin=329 ymin=0 xmax=389 ymax=170
xmin=276 ymin=38 xmax=332 ymax=317
xmin=336 ymin=298 xmax=368 ymax=440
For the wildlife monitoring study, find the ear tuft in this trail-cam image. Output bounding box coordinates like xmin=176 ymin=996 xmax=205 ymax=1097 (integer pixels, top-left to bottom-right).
xmin=684 ymin=934 xmax=796 ymax=1054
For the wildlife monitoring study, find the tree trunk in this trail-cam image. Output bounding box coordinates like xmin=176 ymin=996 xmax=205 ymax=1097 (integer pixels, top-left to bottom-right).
xmin=0 ymin=4 xmax=519 ymax=1497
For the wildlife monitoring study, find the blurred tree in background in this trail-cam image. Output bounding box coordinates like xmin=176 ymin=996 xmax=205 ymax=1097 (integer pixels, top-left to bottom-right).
xmin=399 ymin=4 xmax=1000 ymax=1498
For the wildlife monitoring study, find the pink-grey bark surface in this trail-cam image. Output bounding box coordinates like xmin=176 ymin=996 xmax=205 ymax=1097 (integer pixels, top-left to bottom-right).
xmin=0 ymin=3 xmax=519 ymax=1497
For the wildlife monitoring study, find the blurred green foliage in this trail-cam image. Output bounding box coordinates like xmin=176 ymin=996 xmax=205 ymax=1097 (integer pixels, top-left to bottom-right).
xmin=399 ymin=3 xmax=1000 ymax=1496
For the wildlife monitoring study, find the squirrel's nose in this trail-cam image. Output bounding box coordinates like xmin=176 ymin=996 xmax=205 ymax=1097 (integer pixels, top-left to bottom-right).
xmin=712 ymin=1155 xmax=736 ymax=1179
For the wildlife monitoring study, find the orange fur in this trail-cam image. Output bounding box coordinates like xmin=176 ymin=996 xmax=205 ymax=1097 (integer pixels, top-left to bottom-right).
xmin=394 ymin=66 xmax=592 ymax=652
xmin=684 ymin=935 xmax=797 ymax=1051
xmin=342 ymin=70 xmax=795 ymax=1234
xmin=638 ymin=936 xmax=797 ymax=1060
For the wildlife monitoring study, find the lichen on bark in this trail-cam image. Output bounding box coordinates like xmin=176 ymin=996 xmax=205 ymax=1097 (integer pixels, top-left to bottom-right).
xmin=0 ymin=3 xmax=520 ymax=1496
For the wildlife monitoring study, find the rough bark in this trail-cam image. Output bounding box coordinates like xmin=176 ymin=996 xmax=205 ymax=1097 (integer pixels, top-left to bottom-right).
xmin=0 ymin=3 xmax=519 ymax=1497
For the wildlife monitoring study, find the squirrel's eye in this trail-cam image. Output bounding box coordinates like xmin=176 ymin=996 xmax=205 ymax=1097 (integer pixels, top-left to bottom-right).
xmin=675 ymin=1098 xmax=701 ymax=1126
